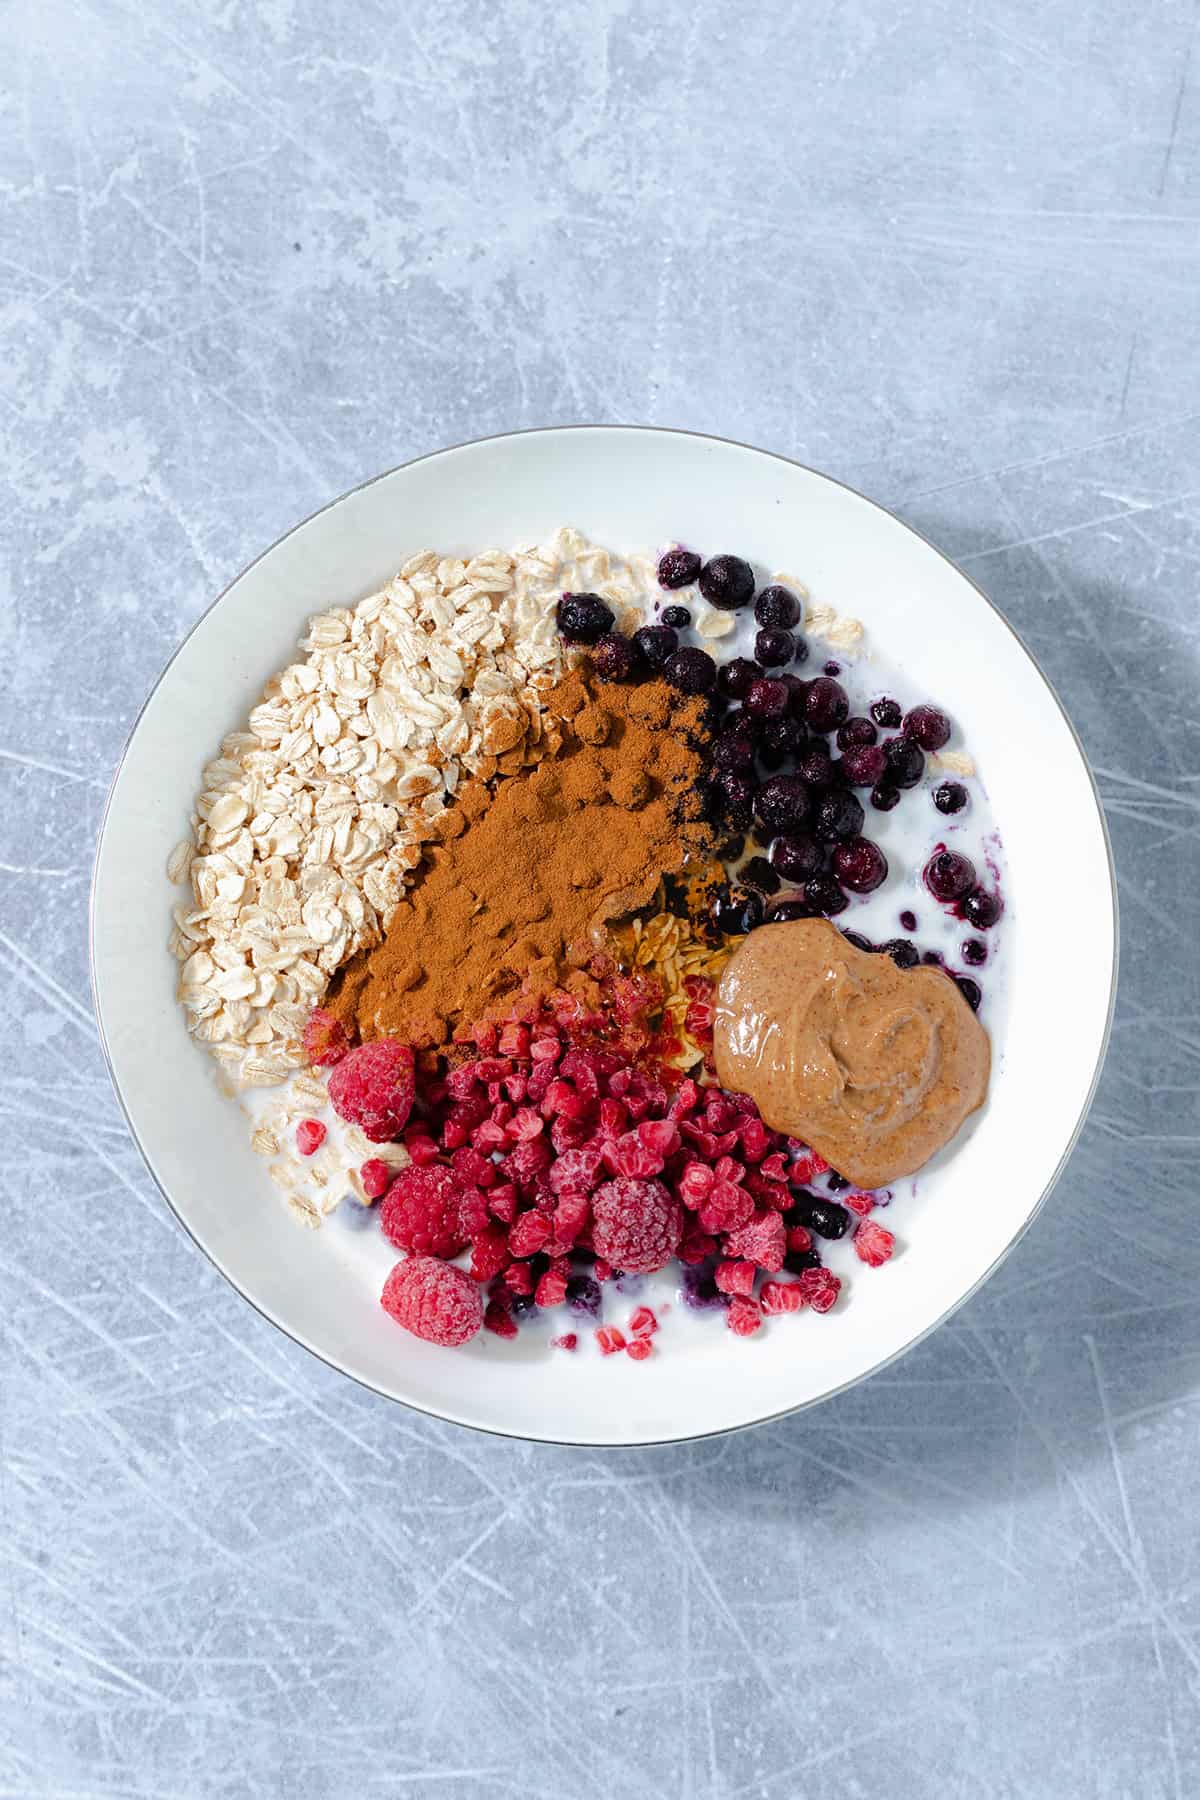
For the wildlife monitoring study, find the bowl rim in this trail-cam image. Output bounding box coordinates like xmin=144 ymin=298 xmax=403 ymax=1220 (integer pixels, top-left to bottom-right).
xmin=89 ymin=422 xmax=1120 ymax=1447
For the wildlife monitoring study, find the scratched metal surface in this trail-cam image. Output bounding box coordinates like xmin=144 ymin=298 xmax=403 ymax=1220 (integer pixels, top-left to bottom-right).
xmin=2 ymin=2 xmax=1198 ymax=1795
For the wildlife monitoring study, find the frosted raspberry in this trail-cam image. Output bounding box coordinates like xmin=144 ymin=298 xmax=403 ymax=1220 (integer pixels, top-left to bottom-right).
xmin=721 ymin=1209 xmax=786 ymax=1271
xmin=591 ymin=1178 xmax=683 ymax=1275
xmin=295 ymin=1119 xmax=326 ymax=1156
xmin=546 ymin=1189 xmax=590 ymax=1254
xmin=548 ymin=1146 xmax=604 ymax=1194
xmin=796 ymin=1266 xmax=841 ymax=1313
xmin=726 ymin=1295 xmax=763 ymax=1336
xmin=303 ymin=1008 xmax=350 ymax=1067
xmin=550 ymin=1333 xmax=578 ymax=1351
xmin=328 ymin=1040 xmax=415 ymax=1141
xmin=605 ymin=1130 xmax=667 ymax=1180
xmin=381 ymin=1164 xmax=486 ymax=1258
xmin=484 ymin=1298 xmax=519 ymax=1339
xmin=469 ymin=1223 xmax=510 ymax=1282
xmin=381 ymin=1256 xmax=483 ymax=1347
xmin=845 ymin=1192 xmax=876 ymax=1217
xmin=535 ymin=1267 xmax=569 ymax=1308
xmin=629 ymin=1305 xmax=658 ymax=1336
xmin=503 ymin=1262 xmax=534 ymax=1295
xmin=761 ymin=1279 xmax=804 ymax=1314
xmin=854 ymin=1220 xmax=896 ymax=1267
xmin=697 ymin=1179 xmax=754 ymax=1236
xmin=715 ymin=1259 xmax=756 ymax=1298
xmin=786 ymin=1223 xmax=813 ymax=1253
xmin=360 ymin=1158 xmax=393 ymax=1201
xmin=626 ymin=1336 xmax=654 ymax=1361
xmin=487 ymin=1182 xmax=519 ymax=1224
xmin=789 ymin=1151 xmax=829 ymax=1184
xmin=595 ymin=1326 xmax=627 ymax=1355
xmin=508 ymin=1209 xmax=552 ymax=1258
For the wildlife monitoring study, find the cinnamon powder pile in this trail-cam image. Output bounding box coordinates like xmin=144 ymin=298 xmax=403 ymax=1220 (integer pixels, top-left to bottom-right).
xmin=326 ymin=669 xmax=714 ymax=1046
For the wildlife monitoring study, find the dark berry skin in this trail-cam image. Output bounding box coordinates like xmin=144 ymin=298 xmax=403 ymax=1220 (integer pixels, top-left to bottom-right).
xmin=924 ymin=850 xmax=976 ymax=903
xmin=841 ymin=743 xmax=888 ymax=787
xmin=962 ymin=938 xmax=988 ymax=966
xmin=717 ymin=656 xmax=762 ymax=700
xmin=883 ymin=736 xmax=925 ymax=789
xmin=755 ymin=774 xmax=810 ymax=833
xmin=922 ymin=950 xmax=943 ymax=965
xmin=657 ymin=549 xmax=701 ymax=590
xmin=899 ymin=910 xmax=917 ymax=932
xmin=811 ymin=790 xmax=865 ymax=843
xmin=831 ymin=836 xmax=888 ymax=893
xmin=796 ymin=746 xmax=835 ymax=788
xmin=754 ymin=584 xmax=802 ymax=629
xmin=712 ymin=731 xmax=756 ymax=773
xmin=740 ymin=855 xmax=781 ymax=894
xmin=791 ymin=1193 xmax=851 ymax=1239
xmin=783 ymin=1248 xmax=822 ymax=1275
xmin=933 ymin=780 xmax=969 ymax=815
xmin=903 ymin=704 xmax=952 ymax=751
xmin=566 ymin=1274 xmax=602 ymax=1316
xmin=664 ymin=647 xmax=716 ymax=694
xmin=715 ymin=772 xmax=756 ymax=829
xmin=870 ymin=781 xmax=901 ymax=812
xmin=768 ymin=898 xmax=814 ymax=923
xmin=779 ymin=674 xmax=809 ymax=717
xmin=837 ymin=716 xmax=877 ymax=750
xmin=661 ymin=603 xmax=692 ymax=627
xmin=771 ymin=832 xmax=824 ymax=881
xmin=712 ymin=884 xmax=764 ymax=935
xmin=758 ymin=715 xmax=803 ymax=768
xmin=632 ymin=624 xmax=677 ymax=669
xmin=960 ymin=887 xmax=1002 ymax=929
xmin=556 ymin=592 xmax=613 ymax=643
xmin=699 ymin=554 xmax=755 ymax=611
xmin=804 ymin=676 xmax=850 ymax=732
xmin=803 ymin=872 xmax=848 ymax=916
xmin=882 ymin=938 xmax=920 ymax=969
xmin=744 ymin=677 xmax=789 ymax=719
xmin=955 ymin=975 xmax=983 ymax=1011
xmin=755 ymin=627 xmax=795 ymax=667
xmin=590 ymin=632 xmax=638 ymax=680
xmin=716 ymin=833 xmax=745 ymax=862
xmin=841 ymin=930 xmax=873 ymax=953
xmin=826 ymin=1173 xmax=849 ymax=1192
xmin=871 ymin=697 xmax=902 ymax=728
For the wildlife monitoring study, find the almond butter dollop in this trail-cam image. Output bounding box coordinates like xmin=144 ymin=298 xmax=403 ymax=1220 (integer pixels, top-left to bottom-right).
xmin=713 ymin=919 xmax=990 ymax=1190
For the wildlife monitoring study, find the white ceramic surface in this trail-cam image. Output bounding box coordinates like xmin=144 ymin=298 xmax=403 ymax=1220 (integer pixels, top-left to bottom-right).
xmin=90 ymin=426 xmax=1117 ymax=1445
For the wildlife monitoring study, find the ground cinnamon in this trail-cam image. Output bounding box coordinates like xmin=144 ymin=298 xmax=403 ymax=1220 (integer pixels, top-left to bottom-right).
xmin=326 ymin=669 xmax=714 ymax=1046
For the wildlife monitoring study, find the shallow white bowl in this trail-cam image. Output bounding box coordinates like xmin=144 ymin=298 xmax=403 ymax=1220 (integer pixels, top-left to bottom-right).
xmin=92 ymin=427 xmax=1117 ymax=1445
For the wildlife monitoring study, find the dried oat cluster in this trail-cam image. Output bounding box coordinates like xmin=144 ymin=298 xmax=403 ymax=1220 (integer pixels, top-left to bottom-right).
xmin=169 ymin=527 xmax=654 ymax=1086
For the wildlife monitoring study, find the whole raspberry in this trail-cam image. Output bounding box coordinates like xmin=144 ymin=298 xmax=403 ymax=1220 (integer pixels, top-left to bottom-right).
xmin=303 ymin=1007 xmax=351 ymax=1067
xmin=327 ymin=1039 xmax=415 ymax=1141
xmin=591 ymin=1177 xmax=683 ymax=1275
xmin=854 ymin=1220 xmax=896 ymax=1267
xmin=380 ymin=1165 xmax=487 ymax=1258
xmin=381 ymin=1256 xmax=483 ymax=1347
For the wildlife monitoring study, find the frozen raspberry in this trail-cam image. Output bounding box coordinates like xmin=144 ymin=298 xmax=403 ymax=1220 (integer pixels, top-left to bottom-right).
xmin=548 ymin=1146 xmax=604 ymax=1194
xmin=508 ymin=1209 xmax=552 ymax=1258
xmin=786 ymin=1223 xmax=813 ymax=1252
xmin=303 ymin=1007 xmax=350 ymax=1067
xmin=295 ymin=1118 xmax=326 ymax=1156
xmin=503 ymin=1262 xmax=534 ymax=1295
xmin=626 ymin=1336 xmax=654 ymax=1361
xmin=796 ymin=1266 xmax=841 ymax=1313
xmin=726 ymin=1295 xmax=763 ymax=1336
xmin=551 ymin=1332 xmax=578 ymax=1351
xmin=844 ymin=1191 xmax=876 ymax=1217
xmin=591 ymin=1178 xmax=683 ymax=1274
xmin=721 ymin=1209 xmax=786 ymax=1271
xmin=761 ymin=1279 xmax=804 ymax=1314
xmin=629 ymin=1305 xmax=659 ymax=1336
xmin=381 ymin=1164 xmax=486 ymax=1258
xmin=381 ymin=1256 xmax=483 ymax=1347
xmin=546 ymin=1189 xmax=591 ymax=1254
xmin=697 ymin=1179 xmax=755 ymax=1236
xmin=595 ymin=1326 xmax=627 ymax=1356
xmin=535 ymin=1266 xmax=569 ymax=1308
xmin=484 ymin=1298 xmax=519 ymax=1339
xmin=469 ymin=1223 xmax=510 ymax=1282
xmin=328 ymin=1039 xmax=415 ymax=1141
xmin=854 ymin=1220 xmax=896 ymax=1266
xmin=715 ymin=1259 xmax=757 ymax=1298
xmin=359 ymin=1158 xmax=393 ymax=1201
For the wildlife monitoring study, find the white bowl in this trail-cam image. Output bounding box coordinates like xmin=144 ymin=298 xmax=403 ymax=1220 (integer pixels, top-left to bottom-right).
xmin=91 ymin=426 xmax=1117 ymax=1445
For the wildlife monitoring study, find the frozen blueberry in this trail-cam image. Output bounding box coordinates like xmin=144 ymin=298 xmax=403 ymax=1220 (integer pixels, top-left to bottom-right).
xmin=758 ymin=715 xmax=804 ymax=768
xmin=715 ymin=771 xmax=757 ymax=829
xmin=661 ymin=603 xmax=693 ymax=628
xmin=755 ymin=627 xmax=795 ymax=667
xmin=881 ymin=937 xmax=920 ymax=969
xmin=657 ymin=549 xmax=702 ymax=590
xmin=962 ymin=938 xmax=988 ymax=966
xmin=871 ymin=697 xmax=902 ymax=728
xmin=591 ymin=632 xmax=638 ymax=681
xmin=883 ymin=735 xmax=925 ymax=789
xmin=698 ymin=554 xmax=756 ymax=611
xmin=754 ymin=585 xmax=802 ymax=629
xmin=768 ymin=898 xmax=814 ymax=924
xmin=793 ymin=1194 xmax=851 ymax=1239
xmin=837 ymin=716 xmax=877 ymax=750
xmin=955 ymin=975 xmax=983 ymax=1011
xmin=718 ymin=657 xmax=762 ymax=700
xmin=804 ymin=676 xmax=850 ymax=733
xmin=712 ymin=884 xmax=764 ymax=935
xmin=840 ymin=743 xmax=888 ymax=788
xmin=664 ymin=647 xmax=717 ymax=694
xmin=556 ymin=592 xmax=614 ymax=644
xmin=796 ymin=746 xmax=835 ymax=789
xmin=899 ymin=910 xmax=918 ymax=932
xmin=566 ymin=1274 xmax=602 ymax=1316
xmin=831 ymin=836 xmax=888 ymax=893
xmin=632 ymin=624 xmax=677 ymax=669
xmin=903 ymin=704 xmax=952 ymax=751
xmin=744 ymin=677 xmax=790 ymax=720
xmin=740 ymin=856 xmax=781 ymax=894
xmin=933 ymin=780 xmax=969 ymax=815
xmin=870 ymin=781 xmax=901 ymax=812
xmin=811 ymin=790 xmax=865 ymax=843
xmin=960 ymin=888 xmax=1002 ymax=929
xmin=771 ymin=832 xmax=824 ymax=881
xmin=924 ymin=850 xmax=976 ymax=903
xmin=803 ymin=872 xmax=848 ymax=916
xmin=755 ymin=774 xmax=811 ymax=832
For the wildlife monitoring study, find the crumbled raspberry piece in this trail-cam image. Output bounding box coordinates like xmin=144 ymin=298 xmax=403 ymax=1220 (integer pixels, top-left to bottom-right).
xmin=854 ymin=1220 xmax=896 ymax=1266
xmin=637 ymin=1119 xmax=680 ymax=1158
xmin=593 ymin=1258 xmax=614 ymax=1282
xmin=605 ymin=1130 xmax=667 ymax=1179
xmin=550 ymin=1332 xmax=578 ymax=1351
xmin=591 ymin=1178 xmax=683 ymax=1275
xmin=726 ymin=1294 xmax=763 ymax=1336
xmin=359 ymin=1158 xmax=393 ymax=1201
xmin=469 ymin=1223 xmax=510 ymax=1282
xmin=786 ymin=1223 xmax=813 ymax=1253
xmin=546 ymin=1189 xmax=590 ymax=1254
xmin=629 ymin=1305 xmax=658 ymax=1336
xmin=737 ymin=1118 xmax=774 ymax=1163
xmin=505 ymin=1137 xmax=553 ymax=1187
xmin=406 ymin=1135 xmax=441 ymax=1166
xmin=758 ymin=1150 xmax=790 ymax=1184
xmin=761 ymin=1279 xmax=805 ymax=1314
xmin=498 ymin=1022 xmax=530 ymax=1057
xmin=746 ymin=1173 xmax=792 ymax=1212
xmin=721 ymin=1209 xmax=785 ymax=1271
xmin=796 ymin=1266 xmax=841 ymax=1313
xmin=295 ymin=1118 xmax=326 ymax=1156
xmin=535 ymin=1267 xmax=569 ymax=1308
xmin=595 ymin=1326 xmax=627 ymax=1355
xmin=303 ymin=1008 xmax=351 ymax=1067
xmin=451 ymin=1146 xmax=495 ymax=1189
xmin=626 ymin=1336 xmax=654 ymax=1361
xmin=381 ymin=1164 xmax=486 ymax=1258
xmin=789 ymin=1151 xmax=830 ymax=1184
xmin=548 ymin=1146 xmax=604 ymax=1194
xmin=697 ymin=1178 xmax=755 ymax=1236
xmin=715 ymin=1259 xmax=757 ymax=1298
xmin=381 ymin=1256 xmax=483 ymax=1347
xmin=327 ymin=1039 xmax=415 ymax=1141
xmin=678 ymin=1226 xmax=718 ymax=1265
xmin=484 ymin=1298 xmax=519 ymax=1339
xmin=845 ymin=1191 xmax=876 ymax=1217
xmin=503 ymin=1262 xmax=534 ymax=1295
xmin=508 ymin=1209 xmax=552 ymax=1258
